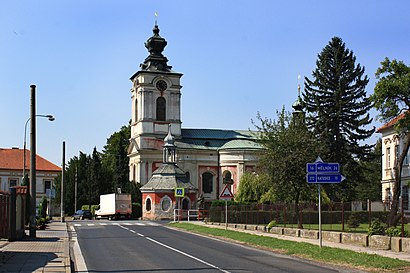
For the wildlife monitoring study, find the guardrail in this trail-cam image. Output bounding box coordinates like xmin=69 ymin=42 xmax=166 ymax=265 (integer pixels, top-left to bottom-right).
xmin=173 ymin=209 xmax=208 ymax=222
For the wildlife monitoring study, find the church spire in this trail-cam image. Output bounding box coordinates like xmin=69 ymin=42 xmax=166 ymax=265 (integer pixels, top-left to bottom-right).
xmin=163 ymin=125 xmax=177 ymax=163
xmin=292 ymin=74 xmax=304 ymax=113
xmin=140 ymin=22 xmax=173 ymax=72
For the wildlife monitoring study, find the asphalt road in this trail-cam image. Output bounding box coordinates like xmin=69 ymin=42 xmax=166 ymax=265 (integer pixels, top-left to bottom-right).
xmin=69 ymin=220 xmax=344 ymax=273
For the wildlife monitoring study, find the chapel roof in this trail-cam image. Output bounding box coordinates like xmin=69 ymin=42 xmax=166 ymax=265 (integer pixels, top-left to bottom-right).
xmin=140 ymin=163 xmax=197 ymax=191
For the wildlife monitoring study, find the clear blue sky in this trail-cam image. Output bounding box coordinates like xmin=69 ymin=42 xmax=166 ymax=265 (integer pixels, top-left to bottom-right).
xmin=1 ymin=0 xmax=409 ymax=166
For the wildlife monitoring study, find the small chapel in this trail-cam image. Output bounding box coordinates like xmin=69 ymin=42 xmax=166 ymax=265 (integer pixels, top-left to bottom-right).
xmin=127 ymin=23 xmax=263 ymax=211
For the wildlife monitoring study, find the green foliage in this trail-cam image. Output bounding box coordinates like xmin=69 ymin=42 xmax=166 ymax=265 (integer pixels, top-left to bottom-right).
xmin=371 ymin=58 xmax=410 ymax=226
xmin=37 ymin=196 xmax=48 ymax=219
xmin=132 ymin=203 xmax=142 ymax=219
xmin=102 ymin=125 xmax=131 ymax=192
xmin=385 ymin=226 xmax=408 ymax=237
xmin=303 ymin=37 xmax=374 ymax=202
xmin=347 ymin=213 xmax=360 ymax=229
xmin=368 ymin=218 xmax=386 ymax=236
xmin=253 ymin=108 xmax=320 ymax=227
xmin=267 ymin=220 xmax=277 ymax=230
xmin=356 ymin=140 xmax=382 ymax=201
xmin=236 ymin=172 xmax=271 ymax=203
xmin=36 ymin=217 xmax=46 ymax=227
xmin=53 ymin=124 xmax=139 ymax=216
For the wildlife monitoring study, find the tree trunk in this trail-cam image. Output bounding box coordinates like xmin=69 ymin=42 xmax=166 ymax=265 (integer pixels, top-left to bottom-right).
xmin=294 ymin=192 xmax=303 ymax=229
xmin=388 ymin=133 xmax=410 ymax=227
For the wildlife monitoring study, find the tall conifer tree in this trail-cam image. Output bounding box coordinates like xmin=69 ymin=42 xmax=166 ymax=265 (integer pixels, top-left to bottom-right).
xmin=303 ymin=37 xmax=374 ymax=201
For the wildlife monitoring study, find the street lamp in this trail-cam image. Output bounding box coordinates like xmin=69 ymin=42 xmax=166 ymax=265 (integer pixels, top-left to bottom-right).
xmin=23 ymin=114 xmax=55 ymax=184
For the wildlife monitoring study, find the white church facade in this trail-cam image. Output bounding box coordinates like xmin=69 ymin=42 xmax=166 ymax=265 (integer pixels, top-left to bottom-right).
xmin=127 ymin=24 xmax=262 ymax=203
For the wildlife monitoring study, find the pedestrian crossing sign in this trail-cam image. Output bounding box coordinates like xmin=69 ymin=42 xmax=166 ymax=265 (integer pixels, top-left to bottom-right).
xmin=175 ymin=187 xmax=185 ymax=197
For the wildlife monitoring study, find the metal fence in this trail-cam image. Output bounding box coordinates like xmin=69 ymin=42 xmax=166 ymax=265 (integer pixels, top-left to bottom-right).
xmin=209 ymin=201 xmax=395 ymax=230
xmin=0 ymin=192 xmax=10 ymax=238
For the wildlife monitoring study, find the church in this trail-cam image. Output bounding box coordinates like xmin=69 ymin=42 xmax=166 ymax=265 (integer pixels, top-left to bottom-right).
xmin=127 ymin=23 xmax=263 ymax=210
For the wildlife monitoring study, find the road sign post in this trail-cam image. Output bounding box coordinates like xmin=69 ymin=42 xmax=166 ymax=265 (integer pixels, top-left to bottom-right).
xmin=306 ymin=157 xmax=345 ymax=248
xmin=220 ymin=185 xmax=234 ymax=230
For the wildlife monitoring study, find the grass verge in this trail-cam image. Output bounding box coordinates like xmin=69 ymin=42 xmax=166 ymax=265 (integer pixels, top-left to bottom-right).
xmin=169 ymin=222 xmax=410 ymax=272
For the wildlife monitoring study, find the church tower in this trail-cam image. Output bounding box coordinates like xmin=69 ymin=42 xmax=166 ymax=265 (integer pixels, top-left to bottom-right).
xmin=128 ymin=24 xmax=183 ymax=185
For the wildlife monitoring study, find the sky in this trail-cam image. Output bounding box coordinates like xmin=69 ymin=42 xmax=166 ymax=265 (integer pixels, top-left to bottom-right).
xmin=1 ymin=0 xmax=410 ymax=166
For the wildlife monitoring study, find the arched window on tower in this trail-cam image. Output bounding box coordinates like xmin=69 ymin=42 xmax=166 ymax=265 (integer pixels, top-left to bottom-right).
xmin=202 ymin=172 xmax=213 ymax=194
xmin=223 ymin=171 xmax=233 ymax=190
xmin=134 ymin=99 xmax=138 ymax=122
xmin=156 ymin=97 xmax=166 ymax=121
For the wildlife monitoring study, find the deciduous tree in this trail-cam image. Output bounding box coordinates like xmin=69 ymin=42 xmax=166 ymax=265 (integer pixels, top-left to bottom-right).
xmin=371 ymin=58 xmax=410 ymax=226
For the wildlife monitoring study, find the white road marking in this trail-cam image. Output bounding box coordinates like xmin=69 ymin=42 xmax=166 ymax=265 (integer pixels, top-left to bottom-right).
xmin=71 ymin=225 xmax=88 ymax=272
xmin=87 ymin=223 xmax=95 ymax=226
xmin=117 ymin=225 xmax=231 ymax=273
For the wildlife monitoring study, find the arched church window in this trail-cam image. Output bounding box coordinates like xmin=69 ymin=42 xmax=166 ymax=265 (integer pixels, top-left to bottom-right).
xmin=146 ymin=198 xmax=152 ymax=211
xmin=223 ymin=171 xmax=233 ymax=189
xmin=134 ymin=99 xmax=138 ymax=122
xmin=156 ymin=97 xmax=166 ymax=121
xmin=202 ymin=172 xmax=213 ymax=194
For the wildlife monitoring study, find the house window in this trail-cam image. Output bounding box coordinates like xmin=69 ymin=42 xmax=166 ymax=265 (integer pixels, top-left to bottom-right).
xmin=44 ymin=180 xmax=52 ymax=193
xmin=387 ymin=147 xmax=391 ymax=168
xmin=202 ymin=172 xmax=213 ymax=194
xmin=395 ymin=144 xmax=399 ymax=161
xmin=133 ymin=165 xmax=136 ymax=182
xmin=156 ymin=97 xmax=166 ymax=121
xmin=9 ymin=178 xmax=18 ymax=188
xmin=185 ymin=172 xmax=190 ymax=182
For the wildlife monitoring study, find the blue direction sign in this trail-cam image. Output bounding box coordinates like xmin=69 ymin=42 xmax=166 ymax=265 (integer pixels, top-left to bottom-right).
xmin=306 ymin=174 xmax=345 ymax=183
xmin=306 ymin=157 xmax=345 ymax=184
xmin=306 ymin=162 xmax=339 ymax=173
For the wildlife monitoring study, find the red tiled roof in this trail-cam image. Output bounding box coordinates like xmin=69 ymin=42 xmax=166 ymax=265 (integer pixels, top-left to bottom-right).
xmin=0 ymin=148 xmax=61 ymax=172
xmin=376 ymin=112 xmax=408 ymax=133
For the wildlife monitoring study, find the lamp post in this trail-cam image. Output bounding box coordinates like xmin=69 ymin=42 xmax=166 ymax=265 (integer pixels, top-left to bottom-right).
xmin=23 ymin=114 xmax=55 ymax=184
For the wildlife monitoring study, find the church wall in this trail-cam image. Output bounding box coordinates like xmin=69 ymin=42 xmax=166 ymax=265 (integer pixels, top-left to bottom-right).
xmin=142 ymin=191 xmax=197 ymax=220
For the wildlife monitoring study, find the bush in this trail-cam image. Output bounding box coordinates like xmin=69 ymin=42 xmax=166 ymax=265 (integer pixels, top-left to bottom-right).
xmin=38 ymin=197 xmax=48 ymax=219
xmin=386 ymin=227 xmax=409 ymax=237
xmin=368 ymin=218 xmax=386 ymax=236
xmin=347 ymin=213 xmax=360 ymax=229
xmin=267 ymin=220 xmax=277 ymax=231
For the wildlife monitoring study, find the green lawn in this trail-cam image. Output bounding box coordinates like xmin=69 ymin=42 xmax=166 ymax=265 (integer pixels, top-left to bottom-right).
xmin=279 ymin=223 xmax=410 ymax=235
xmin=169 ymin=222 xmax=410 ymax=272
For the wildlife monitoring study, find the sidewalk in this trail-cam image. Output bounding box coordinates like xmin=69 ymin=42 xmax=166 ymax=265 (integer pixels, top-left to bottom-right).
xmin=0 ymin=220 xmax=71 ymax=273
xmin=187 ymin=221 xmax=410 ymax=262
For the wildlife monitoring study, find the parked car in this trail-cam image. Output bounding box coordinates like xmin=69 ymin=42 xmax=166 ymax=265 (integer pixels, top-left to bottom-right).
xmin=73 ymin=210 xmax=93 ymax=220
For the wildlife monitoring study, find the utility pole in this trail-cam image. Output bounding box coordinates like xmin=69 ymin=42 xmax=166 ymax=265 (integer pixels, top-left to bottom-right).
xmin=29 ymin=85 xmax=37 ymax=238
xmin=61 ymin=141 xmax=65 ymax=222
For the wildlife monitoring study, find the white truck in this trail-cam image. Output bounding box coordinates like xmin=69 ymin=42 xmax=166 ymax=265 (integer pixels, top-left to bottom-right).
xmin=95 ymin=193 xmax=132 ymax=220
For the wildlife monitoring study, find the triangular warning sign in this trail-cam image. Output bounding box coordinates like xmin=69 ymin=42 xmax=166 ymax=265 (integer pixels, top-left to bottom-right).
xmin=220 ymin=184 xmax=234 ymax=199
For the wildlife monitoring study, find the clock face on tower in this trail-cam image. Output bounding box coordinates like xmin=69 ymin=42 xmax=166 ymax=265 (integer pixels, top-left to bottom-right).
xmin=156 ymin=80 xmax=168 ymax=91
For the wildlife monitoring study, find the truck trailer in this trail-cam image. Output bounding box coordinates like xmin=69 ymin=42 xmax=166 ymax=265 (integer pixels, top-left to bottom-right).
xmin=95 ymin=193 xmax=132 ymax=220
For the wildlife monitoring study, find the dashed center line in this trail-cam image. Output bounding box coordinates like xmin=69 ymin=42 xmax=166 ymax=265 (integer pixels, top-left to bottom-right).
xmin=118 ymin=225 xmax=231 ymax=273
